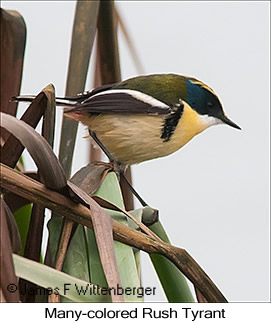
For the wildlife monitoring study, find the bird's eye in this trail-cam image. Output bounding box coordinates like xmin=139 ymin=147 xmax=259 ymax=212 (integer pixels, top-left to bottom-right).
xmin=207 ymin=102 xmax=213 ymax=108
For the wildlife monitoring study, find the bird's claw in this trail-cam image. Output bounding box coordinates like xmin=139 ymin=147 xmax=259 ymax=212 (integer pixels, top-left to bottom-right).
xmin=89 ymin=161 xmax=122 ymax=180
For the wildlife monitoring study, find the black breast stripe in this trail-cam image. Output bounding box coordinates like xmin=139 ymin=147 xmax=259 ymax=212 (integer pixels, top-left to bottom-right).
xmin=161 ymin=101 xmax=184 ymax=142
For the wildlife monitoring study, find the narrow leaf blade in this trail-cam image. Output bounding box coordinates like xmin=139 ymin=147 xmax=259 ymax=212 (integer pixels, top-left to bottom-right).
xmin=13 ymin=254 xmax=110 ymax=302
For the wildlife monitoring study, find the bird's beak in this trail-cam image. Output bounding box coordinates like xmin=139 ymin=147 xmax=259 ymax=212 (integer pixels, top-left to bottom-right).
xmin=220 ymin=115 xmax=241 ymax=130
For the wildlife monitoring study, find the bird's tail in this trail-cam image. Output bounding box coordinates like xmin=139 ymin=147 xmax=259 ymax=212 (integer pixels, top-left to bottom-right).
xmin=12 ymin=95 xmax=85 ymax=122
xmin=12 ymin=95 xmax=77 ymax=107
xmin=11 ymin=95 xmax=36 ymax=103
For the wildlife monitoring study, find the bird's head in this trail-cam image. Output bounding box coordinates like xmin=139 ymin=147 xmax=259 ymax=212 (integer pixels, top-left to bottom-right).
xmin=185 ymin=77 xmax=241 ymax=130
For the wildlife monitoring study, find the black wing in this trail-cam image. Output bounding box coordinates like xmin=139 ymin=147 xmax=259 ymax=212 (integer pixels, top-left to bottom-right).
xmin=63 ymin=89 xmax=171 ymax=115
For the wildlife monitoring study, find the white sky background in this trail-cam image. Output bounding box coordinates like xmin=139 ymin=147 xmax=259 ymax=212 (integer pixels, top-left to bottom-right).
xmin=1 ymin=1 xmax=269 ymax=302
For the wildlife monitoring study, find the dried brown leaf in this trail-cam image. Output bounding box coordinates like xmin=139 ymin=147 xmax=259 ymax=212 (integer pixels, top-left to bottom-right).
xmin=1 ymin=198 xmax=21 ymax=254
xmin=0 ymin=198 xmax=20 ymax=302
xmin=1 ymin=92 xmax=47 ymax=168
xmin=59 ymin=0 xmax=100 ymax=177
xmin=70 ymin=164 xmax=112 ymax=195
xmin=0 ymin=111 xmax=67 ymax=193
xmin=0 ymin=9 xmax=26 ymax=142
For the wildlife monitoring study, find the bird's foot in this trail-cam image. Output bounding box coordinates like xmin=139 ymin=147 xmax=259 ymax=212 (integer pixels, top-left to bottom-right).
xmin=89 ymin=161 xmax=122 ymax=180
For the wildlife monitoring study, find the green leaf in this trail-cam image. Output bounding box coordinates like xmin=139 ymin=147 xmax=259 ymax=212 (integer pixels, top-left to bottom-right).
xmin=13 ymin=254 xmax=110 ymax=302
xmin=147 ymin=219 xmax=194 ymax=303
xmin=13 ymin=204 xmax=32 ymax=256
xmin=47 ymin=217 xmax=90 ymax=282
xmin=87 ymin=228 xmax=107 ymax=287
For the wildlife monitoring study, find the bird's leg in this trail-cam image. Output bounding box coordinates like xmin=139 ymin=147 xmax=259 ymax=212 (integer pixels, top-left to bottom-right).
xmin=119 ymin=172 xmax=147 ymax=207
xmin=120 ymin=173 xmax=159 ymax=225
xmin=89 ymin=130 xmax=121 ymax=178
xmin=120 ymin=172 xmax=159 ymax=225
xmin=88 ymin=130 xmax=154 ymax=212
xmin=89 ymin=130 xmax=114 ymax=163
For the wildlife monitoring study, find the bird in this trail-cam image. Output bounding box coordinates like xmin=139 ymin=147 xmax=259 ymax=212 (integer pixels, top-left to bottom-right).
xmin=14 ymin=74 xmax=240 ymax=206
